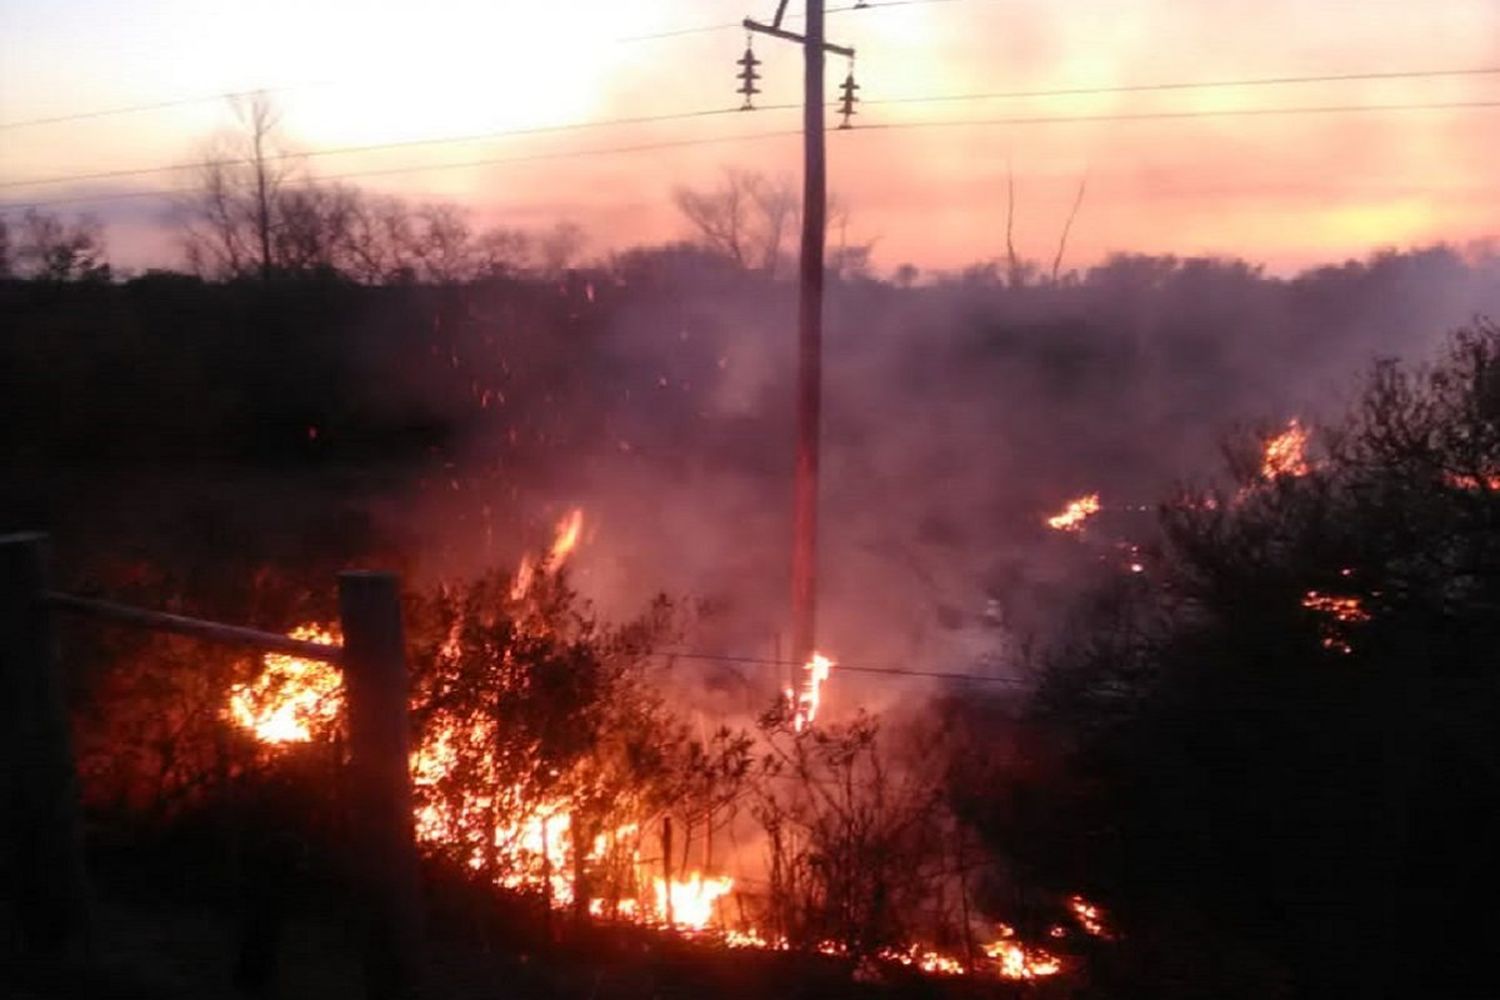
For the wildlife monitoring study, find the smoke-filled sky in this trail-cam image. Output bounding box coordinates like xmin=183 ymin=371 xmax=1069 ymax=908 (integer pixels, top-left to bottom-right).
xmin=2 ymin=0 xmax=1499 ymax=272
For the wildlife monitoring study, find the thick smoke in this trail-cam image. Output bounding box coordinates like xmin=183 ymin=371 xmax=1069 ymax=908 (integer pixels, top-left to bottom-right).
xmin=388 ymin=243 xmax=1500 ymax=720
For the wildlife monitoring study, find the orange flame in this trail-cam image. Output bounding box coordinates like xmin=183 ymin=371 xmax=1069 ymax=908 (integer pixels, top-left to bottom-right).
xmin=983 ymin=938 xmax=1064 ymax=980
xmin=1069 ymin=894 xmax=1110 ymax=938
xmin=226 ymin=625 xmax=342 ymax=744
xmin=225 ymin=602 xmax=1073 ymax=981
xmin=1302 ymin=590 xmax=1372 ymax=654
xmin=512 ymin=507 xmax=586 ymax=599
xmin=1046 ymin=493 xmax=1101 ymax=532
xmin=1445 ymin=471 xmax=1500 ymax=491
xmin=877 ymin=944 xmax=968 ymax=976
xmin=653 ymin=873 xmax=735 ymax=930
xmin=1262 ymin=419 xmax=1310 ymax=479
xmin=787 ymin=652 xmax=833 ymax=733
xmin=550 ymin=507 xmax=584 ymax=562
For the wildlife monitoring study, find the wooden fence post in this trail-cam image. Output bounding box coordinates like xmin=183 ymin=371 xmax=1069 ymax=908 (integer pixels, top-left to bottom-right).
xmin=0 ymin=533 xmax=90 ymax=955
xmin=338 ymin=571 xmax=422 ymax=1000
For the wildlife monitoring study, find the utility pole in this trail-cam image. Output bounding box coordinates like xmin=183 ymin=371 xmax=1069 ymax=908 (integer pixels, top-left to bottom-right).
xmin=744 ymin=2 xmax=854 ymax=667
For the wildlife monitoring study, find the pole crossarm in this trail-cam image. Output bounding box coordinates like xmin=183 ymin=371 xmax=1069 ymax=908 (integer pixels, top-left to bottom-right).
xmin=44 ymin=591 xmax=345 ymax=663
xmin=744 ymin=18 xmax=855 ymax=57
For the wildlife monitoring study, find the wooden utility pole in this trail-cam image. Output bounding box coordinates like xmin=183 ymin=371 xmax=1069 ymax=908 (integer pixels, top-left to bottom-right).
xmin=792 ymin=0 xmax=826 ymax=668
xmin=0 ymin=533 xmax=90 ymax=956
xmin=746 ymin=1 xmax=852 ymax=667
xmin=338 ymin=571 xmax=422 ymax=1000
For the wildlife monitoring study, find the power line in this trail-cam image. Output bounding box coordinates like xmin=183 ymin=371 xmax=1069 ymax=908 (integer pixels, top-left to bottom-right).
xmin=5 ymin=95 xmax=1498 ymax=213
xmin=863 ymin=65 xmax=1500 ymax=108
xmin=0 ymin=126 xmax=806 ymax=211
xmin=852 ymin=97 xmax=1500 ymax=134
xmin=0 ymin=82 xmax=328 ymax=132
xmin=0 ymin=105 xmax=798 ymax=193
xmin=6 ymin=62 xmax=1497 ymax=196
xmin=652 ymin=649 xmax=1033 ymax=686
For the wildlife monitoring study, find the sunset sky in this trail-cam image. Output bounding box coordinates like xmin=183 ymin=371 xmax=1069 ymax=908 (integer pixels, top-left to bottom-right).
xmin=3 ymin=0 xmax=1498 ymax=274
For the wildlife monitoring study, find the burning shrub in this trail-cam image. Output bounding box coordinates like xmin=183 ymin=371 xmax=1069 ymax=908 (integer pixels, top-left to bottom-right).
xmin=404 ymin=566 xmax=690 ymax=917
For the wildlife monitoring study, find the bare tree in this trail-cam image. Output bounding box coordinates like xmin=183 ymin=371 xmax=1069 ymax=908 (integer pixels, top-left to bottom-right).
xmin=1004 ymin=159 xmax=1025 ymax=288
xmin=674 ymin=169 xmax=798 ymax=276
xmin=337 ymin=193 xmax=419 ymax=283
xmin=176 ymin=93 xmax=568 ymax=284
xmin=15 ymin=209 xmax=109 ymax=282
xmin=180 ymin=92 xmax=295 ymax=280
xmin=1050 ymin=174 xmax=1089 ymax=283
xmin=275 ymin=183 xmax=359 ymax=275
xmin=409 ymin=204 xmax=478 ymax=283
xmin=829 ymin=201 xmax=876 ymax=281
xmin=471 ymin=226 xmax=532 ymax=279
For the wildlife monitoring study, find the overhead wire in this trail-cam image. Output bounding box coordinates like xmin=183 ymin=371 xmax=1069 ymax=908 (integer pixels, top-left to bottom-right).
xmin=0 ymin=104 xmax=800 ymax=192
xmin=5 ymin=61 xmax=1494 ymax=196
xmin=862 ymin=66 xmax=1500 ymax=108
xmin=0 ymin=81 xmax=328 ymax=132
xmin=851 ymin=97 xmax=1500 ymax=133
xmin=652 ymin=649 xmax=1034 ymax=686
xmin=5 ymin=94 xmax=1498 ymax=212
xmin=0 ymin=126 xmax=806 ymax=211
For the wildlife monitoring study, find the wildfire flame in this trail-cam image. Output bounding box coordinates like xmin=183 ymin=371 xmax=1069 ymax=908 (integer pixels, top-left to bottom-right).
xmin=653 ymin=872 xmax=735 ymax=930
xmin=1445 ymin=471 xmax=1500 ymax=491
xmin=1262 ymin=419 xmax=1310 ymax=479
xmin=512 ymin=506 xmax=585 ymax=599
xmin=223 ymin=509 xmax=1077 ymax=983
xmin=1302 ymin=590 xmax=1372 ymax=654
xmin=410 ymin=707 xmax=738 ymax=926
xmin=1046 ymin=493 xmax=1101 ymax=532
xmin=983 ymin=938 xmax=1064 ymax=980
xmin=1069 ymin=894 xmax=1110 ymax=938
xmin=550 ymin=507 xmax=584 ymax=562
xmin=226 ymin=625 xmax=342 ymax=744
xmin=877 ymin=944 xmax=968 ymax=976
xmin=227 ymin=633 xmax=1067 ymax=980
xmin=787 ymin=652 xmax=833 ymax=733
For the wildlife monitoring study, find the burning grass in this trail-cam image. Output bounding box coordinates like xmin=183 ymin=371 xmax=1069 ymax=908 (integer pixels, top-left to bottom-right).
xmin=1301 ymin=590 xmax=1372 ymax=654
xmin=208 ymin=514 xmax=1079 ymax=984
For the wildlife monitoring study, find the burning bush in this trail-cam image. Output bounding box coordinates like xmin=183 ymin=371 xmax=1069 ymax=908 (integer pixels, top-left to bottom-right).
xmin=403 ymin=566 xmax=690 ymax=918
